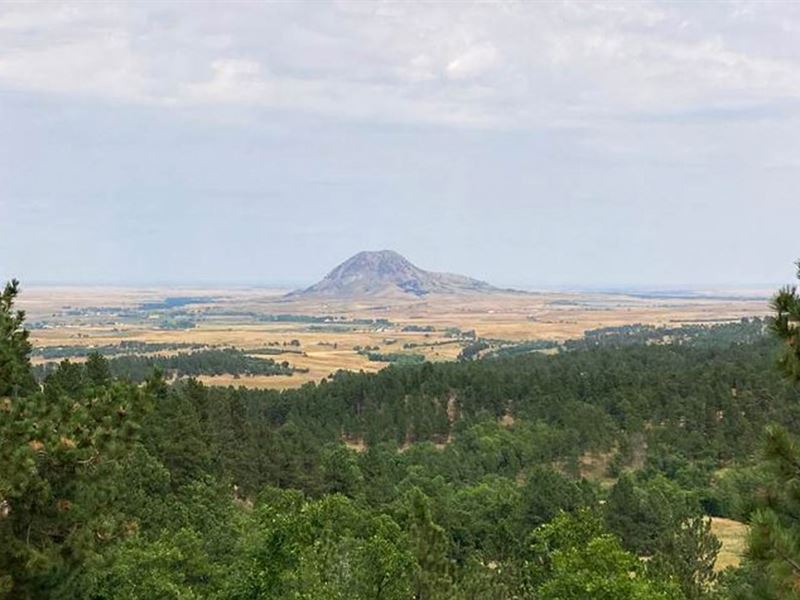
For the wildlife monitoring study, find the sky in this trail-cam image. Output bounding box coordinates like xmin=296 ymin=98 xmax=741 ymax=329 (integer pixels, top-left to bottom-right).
xmin=1 ymin=1 xmax=799 ymax=289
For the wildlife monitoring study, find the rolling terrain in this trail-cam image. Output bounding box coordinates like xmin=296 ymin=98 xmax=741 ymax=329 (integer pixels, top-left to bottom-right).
xmin=17 ymin=250 xmax=772 ymax=389
xmin=19 ymin=291 xmax=769 ymax=391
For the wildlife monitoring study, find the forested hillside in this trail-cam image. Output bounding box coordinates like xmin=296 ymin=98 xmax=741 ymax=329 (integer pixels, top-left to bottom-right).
xmin=3 ymin=275 xmax=800 ymax=598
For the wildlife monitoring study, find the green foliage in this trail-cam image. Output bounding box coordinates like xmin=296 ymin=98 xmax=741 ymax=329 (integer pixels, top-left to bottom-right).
xmin=538 ymin=535 xmax=679 ymax=600
xmin=648 ymin=517 xmax=721 ymax=599
xmin=520 ymin=466 xmax=594 ymax=528
xmin=531 ymin=511 xmax=682 ymax=600
xmin=739 ymin=426 xmax=800 ymax=599
xmin=35 ymin=348 xmax=296 ymax=383
xmin=32 ymin=341 xmax=205 ymax=360
xmin=404 ymin=488 xmax=453 ymax=599
xmin=320 ymin=444 xmax=364 ymax=498
xmin=0 ymin=380 xmax=148 ymax=593
xmin=0 ymin=285 xmax=149 ymax=596
xmin=604 ymin=472 xmax=722 ymax=598
xmin=363 ymin=351 xmax=426 ymax=365
xmin=4 ymin=278 xmax=797 ymax=598
xmin=446 ymin=476 xmax=523 ymax=560
xmin=0 ymin=280 xmax=36 ymax=397
xmin=606 ymin=473 xmax=696 ymax=554
xmin=771 ymin=261 xmax=800 ymax=381
xmin=142 ymin=379 xmax=213 ymax=488
xmin=567 ymin=318 xmax=767 ymax=351
xmin=457 ymin=340 xmax=489 ymax=360
xmin=81 ymin=528 xmax=215 ymax=599
xmin=227 ymin=491 xmax=415 ymax=600
xmin=725 ymin=263 xmax=800 ymax=599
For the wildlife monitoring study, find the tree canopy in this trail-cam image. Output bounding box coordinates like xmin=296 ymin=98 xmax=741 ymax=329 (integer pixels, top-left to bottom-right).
xmin=1 ymin=273 xmax=798 ymax=598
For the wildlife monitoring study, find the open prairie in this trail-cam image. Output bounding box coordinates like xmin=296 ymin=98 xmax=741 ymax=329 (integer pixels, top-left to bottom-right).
xmin=20 ymin=285 xmax=771 ymax=389
xmin=710 ymin=517 xmax=749 ymax=571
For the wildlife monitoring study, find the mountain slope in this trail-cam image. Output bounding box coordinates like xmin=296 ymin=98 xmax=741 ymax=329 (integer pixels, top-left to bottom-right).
xmin=288 ymin=250 xmax=498 ymax=298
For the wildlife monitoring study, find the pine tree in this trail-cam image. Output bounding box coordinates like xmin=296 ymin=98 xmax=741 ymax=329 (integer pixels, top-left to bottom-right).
xmin=406 ymin=488 xmax=452 ymax=599
xmin=85 ymin=352 xmax=111 ymax=388
xmin=738 ymin=261 xmax=800 ymax=598
xmin=770 ymin=259 xmax=800 ymax=381
xmin=0 ymin=281 xmax=148 ymax=596
xmin=647 ymin=516 xmax=721 ymax=599
xmin=0 ymin=280 xmax=36 ymax=398
xmin=745 ymin=426 xmax=800 ymax=599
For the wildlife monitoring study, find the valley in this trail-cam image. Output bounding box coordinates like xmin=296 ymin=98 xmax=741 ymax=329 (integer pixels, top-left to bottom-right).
xmin=6 ymin=4 xmax=798 ymax=596
xmin=21 ymin=281 xmax=769 ymax=389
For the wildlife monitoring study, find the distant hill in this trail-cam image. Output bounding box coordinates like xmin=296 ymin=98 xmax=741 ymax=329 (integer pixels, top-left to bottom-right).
xmin=288 ymin=250 xmax=500 ymax=299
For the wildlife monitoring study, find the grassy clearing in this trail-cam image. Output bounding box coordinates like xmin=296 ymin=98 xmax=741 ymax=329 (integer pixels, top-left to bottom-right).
xmin=711 ymin=517 xmax=748 ymax=571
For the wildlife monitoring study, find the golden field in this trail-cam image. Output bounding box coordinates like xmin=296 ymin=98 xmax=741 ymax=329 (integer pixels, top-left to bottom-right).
xmin=710 ymin=517 xmax=749 ymax=571
xmin=20 ymin=285 xmax=771 ymax=389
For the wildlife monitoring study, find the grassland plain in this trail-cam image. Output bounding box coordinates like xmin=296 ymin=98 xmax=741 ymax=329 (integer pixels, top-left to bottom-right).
xmin=710 ymin=517 xmax=749 ymax=571
xmin=21 ymin=285 xmax=770 ymax=389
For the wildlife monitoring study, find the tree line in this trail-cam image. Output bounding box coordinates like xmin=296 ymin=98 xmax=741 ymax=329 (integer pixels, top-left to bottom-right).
xmin=33 ymin=348 xmax=297 ymax=384
xmin=3 ymin=264 xmax=800 ymax=598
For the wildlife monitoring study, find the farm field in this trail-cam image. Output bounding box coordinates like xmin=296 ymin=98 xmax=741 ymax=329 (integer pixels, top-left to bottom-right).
xmin=20 ymin=285 xmax=771 ymax=389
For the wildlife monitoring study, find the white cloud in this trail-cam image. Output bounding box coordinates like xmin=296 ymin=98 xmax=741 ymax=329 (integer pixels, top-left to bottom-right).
xmin=446 ymin=43 xmax=498 ymax=80
xmin=0 ymin=1 xmax=799 ymax=129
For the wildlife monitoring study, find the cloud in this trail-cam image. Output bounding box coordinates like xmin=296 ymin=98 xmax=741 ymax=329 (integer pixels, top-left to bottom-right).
xmin=0 ymin=1 xmax=799 ymax=130
xmin=446 ymin=43 xmax=499 ymax=80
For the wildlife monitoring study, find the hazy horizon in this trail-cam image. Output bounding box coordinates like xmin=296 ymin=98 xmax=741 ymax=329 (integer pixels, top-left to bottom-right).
xmin=3 ymin=2 xmax=800 ymax=289
xmin=12 ymin=244 xmax=787 ymax=297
